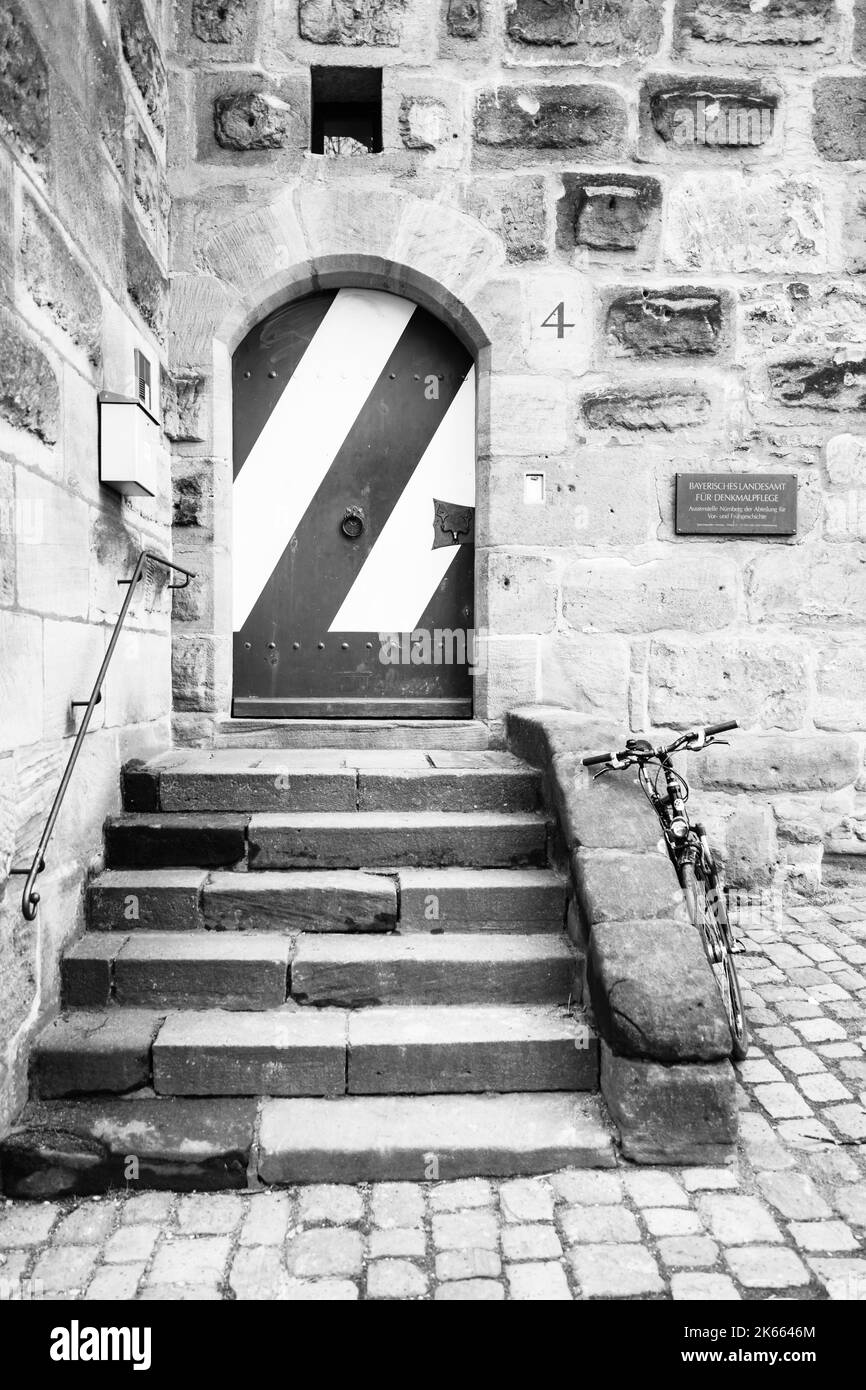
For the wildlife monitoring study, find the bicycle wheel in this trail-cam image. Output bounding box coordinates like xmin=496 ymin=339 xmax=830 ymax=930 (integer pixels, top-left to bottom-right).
xmin=680 ymin=860 xmax=750 ymax=1061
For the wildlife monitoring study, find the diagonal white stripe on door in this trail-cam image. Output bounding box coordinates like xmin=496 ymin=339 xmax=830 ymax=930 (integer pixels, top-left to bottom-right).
xmin=328 ymin=368 xmax=476 ymax=633
xmin=231 ymin=288 xmax=416 ymax=631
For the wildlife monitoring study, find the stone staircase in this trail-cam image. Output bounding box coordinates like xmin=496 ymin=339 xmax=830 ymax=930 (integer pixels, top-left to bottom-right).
xmin=3 ymin=738 xmax=615 ymax=1195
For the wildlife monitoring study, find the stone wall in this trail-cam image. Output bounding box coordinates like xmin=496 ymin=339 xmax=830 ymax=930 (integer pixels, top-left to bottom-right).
xmin=0 ymin=0 xmax=173 ymax=1129
xmin=167 ymin=0 xmax=866 ymax=892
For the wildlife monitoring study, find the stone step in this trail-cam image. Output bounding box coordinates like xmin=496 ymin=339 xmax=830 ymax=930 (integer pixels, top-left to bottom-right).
xmin=31 ymin=1011 xmax=164 ymax=1099
xmin=104 ymin=814 xmax=248 ymax=869
xmin=211 ymin=719 xmax=489 ymax=750
xmin=248 ymin=811 xmax=549 ymax=869
xmin=0 ymin=1093 xmax=613 ymax=1195
xmin=62 ymin=933 xmax=291 ymax=1011
xmin=86 ymin=867 xmax=565 ymax=934
xmin=125 ymin=750 xmax=540 ymax=813
xmin=396 ymin=867 xmax=566 ymax=932
xmin=290 ymin=934 xmax=576 ymax=1007
xmin=153 ymin=1005 xmax=595 ymax=1098
xmin=257 ymin=1093 xmax=616 ymax=1183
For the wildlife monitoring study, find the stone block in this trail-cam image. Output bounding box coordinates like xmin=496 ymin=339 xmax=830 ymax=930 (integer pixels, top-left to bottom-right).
xmin=0 ymin=610 xmax=43 ymax=752
xmin=540 ymin=634 xmax=629 ymax=721
xmin=85 ymin=2 xmax=126 ymax=174
xmin=162 ymin=372 xmax=206 ymax=444
xmin=768 ymin=355 xmax=866 ymax=412
xmin=31 ymin=1011 xmax=161 ymax=1098
xmin=603 ymin=287 xmax=727 ymax=358
xmin=51 ymin=84 xmax=123 ymax=296
xmin=133 ymin=126 xmax=169 ymax=239
xmin=172 ymin=632 xmax=218 ymax=711
xmin=0 ymin=2 xmax=50 ymax=171
xmin=746 ymin=545 xmax=866 ymax=624
xmin=192 ymin=0 xmax=253 ymax=43
xmin=813 ymin=641 xmax=866 ymax=733
xmin=119 ymin=0 xmax=167 ymax=135
xmin=153 ymin=1010 xmax=346 ymax=1097
xmin=581 ymin=384 xmax=710 ymax=432
xmin=551 ymin=762 xmax=662 ymax=853
xmin=563 ymin=556 xmax=738 ymax=635
xmin=214 ymin=91 xmax=294 ymax=149
xmin=826 ymin=434 xmax=866 ymax=487
xmin=123 ymin=206 xmax=168 ymax=342
xmin=557 ymin=173 xmax=662 ymax=257
xmin=474 ymin=636 xmax=539 ymax=722
xmin=0 ymin=455 xmax=13 ymax=605
xmin=299 ymin=0 xmax=407 ymax=44
xmin=813 ymin=78 xmax=866 ymax=161
xmin=474 ymin=86 xmax=628 ymax=159
xmin=601 ymin=1045 xmax=737 ymax=1164
xmin=105 ymin=630 xmax=170 ymax=728
xmin=725 ymin=800 xmax=778 ymax=888
xmin=464 ymin=175 xmax=547 ymax=263
xmin=588 ymin=920 xmax=731 ymax=1062
xmin=398 ymin=95 xmax=450 ymax=151
xmin=674 ymin=0 xmax=837 ymax=61
xmin=572 ymin=848 xmax=679 ymax=924
xmin=114 ymin=933 xmax=291 ymax=1009
xmin=204 ymin=870 xmax=396 ymax=932
xmin=740 ymin=281 xmax=866 ymax=353
xmin=447 ymin=0 xmax=482 ymax=38
xmin=506 ymin=0 xmax=663 ymax=59
xmin=487 ymin=376 xmax=567 ymax=455
xmin=697 ymin=735 xmax=861 ymax=793
xmin=665 ymin=173 xmax=826 ymax=273
xmin=479 ymin=550 xmax=557 ymax=635
xmin=643 ymin=77 xmax=777 ymax=154
xmin=648 ymin=635 xmax=808 ymax=731
xmin=20 ymin=195 xmax=102 ymax=365
xmin=88 ymin=870 xmax=207 ymax=932
xmin=0 ymin=306 xmax=59 ymax=443
xmin=105 ymin=813 xmax=248 ymax=870
xmin=16 ymin=474 xmax=89 ymax=616
xmin=42 ymin=619 xmax=106 ymax=739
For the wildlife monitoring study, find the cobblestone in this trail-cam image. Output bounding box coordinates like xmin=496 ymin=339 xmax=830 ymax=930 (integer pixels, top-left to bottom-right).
xmin=1 ymin=889 xmax=864 ymax=1300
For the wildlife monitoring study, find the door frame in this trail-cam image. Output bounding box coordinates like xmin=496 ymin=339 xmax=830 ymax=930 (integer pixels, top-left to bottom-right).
xmin=222 ymin=267 xmax=488 ymax=722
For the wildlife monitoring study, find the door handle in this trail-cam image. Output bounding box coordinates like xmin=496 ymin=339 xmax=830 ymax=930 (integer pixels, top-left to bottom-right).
xmin=340 ymin=506 xmax=365 ymax=540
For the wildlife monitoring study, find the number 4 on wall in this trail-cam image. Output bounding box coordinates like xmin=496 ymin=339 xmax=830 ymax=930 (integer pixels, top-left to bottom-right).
xmin=540 ymin=302 xmax=575 ymax=338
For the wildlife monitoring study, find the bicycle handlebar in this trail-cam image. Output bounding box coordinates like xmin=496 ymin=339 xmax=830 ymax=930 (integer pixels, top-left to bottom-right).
xmin=582 ymin=721 xmax=738 ymax=768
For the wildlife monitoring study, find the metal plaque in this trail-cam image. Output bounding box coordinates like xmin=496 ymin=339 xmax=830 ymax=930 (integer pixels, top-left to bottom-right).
xmin=675 ymin=473 xmax=797 ymax=536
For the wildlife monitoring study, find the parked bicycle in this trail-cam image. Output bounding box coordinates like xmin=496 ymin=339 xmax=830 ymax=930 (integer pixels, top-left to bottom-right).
xmin=583 ymin=721 xmax=749 ymax=1060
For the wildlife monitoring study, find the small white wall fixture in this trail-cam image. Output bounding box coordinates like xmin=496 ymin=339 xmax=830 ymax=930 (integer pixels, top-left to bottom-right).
xmin=98 ymin=390 xmax=159 ymax=497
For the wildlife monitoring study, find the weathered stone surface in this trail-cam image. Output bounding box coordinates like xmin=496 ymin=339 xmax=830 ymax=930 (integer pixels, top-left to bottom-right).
xmin=647 ymin=82 xmax=776 ymax=150
xmin=86 ymin=4 xmax=126 ymax=174
xmin=507 ymin=0 xmax=663 ymax=57
xmin=214 ymin=91 xmax=293 ymax=150
xmin=0 ymin=3 xmax=49 ymax=170
xmin=159 ymin=766 xmax=356 ymax=812
xmin=465 ymin=176 xmax=546 ymax=262
xmin=162 ymin=371 xmax=206 ymax=442
xmin=540 ymin=635 xmax=630 ymax=721
xmin=812 ymin=642 xmax=866 ymax=733
xmin=813 ymin=78 xmax=866 ymax=161
xmin=119 ymin=0 xmax=167 ymax=135
xmin=172 ymin=633 xmax=218 ymax=710
xmin=153 ymin=1010 xmax=346 ymax=1097
xmin=133 ymin=126 xmax=169 ymax=234
xmin=291 ymin=934 xmax=575 ymax=1007
xmin=114 ymin=932 xmax=291 ymax=1009
xmin=697 ymin=735 xmax=861 ymax=792
xmin=589 ymin=922 xmax=732 ymax=1062
xmin=258 ymin=1093 xmax=614 ymax=1183
xmin=192 ymin=0 xmax=251 ymax=43
xmin=747 ymin=546 xmax=866 ymax=624
xmin=0 ymin=612 xmax=41 ymax=755
xmin=299 ymin=0 xmax=406 ymax=45
xmin=649 ymin=636 xmax=808 ymax=731
xmin=604 ymin=288 xmax=726 ymax=358
xmin=601 ymin=1046 xmax=737 ymax=1164
xmin=558 ymin=174 xmax=661 ymax=254
xmin=347 ymin=1005 xmax=596 ymax=1094
xmin=20 ymin=196 xmax=102 ymax=364
xmin=0 ymin=1098 xmax=257 ymax=1196
xmin=249 ymin=812 xmax=548 ymax=870
xmin=171 ymin=460 xmax=213 ymax=533
xmin=826 ymin=433 xmax=866 ymax=487
xmin=480 ymin=551 xmax=557 ymax=635
xmin=88 ymin=870 xmax=208 ymax=933
xmin=105 ymin=813 xmax=248 ymax=869
xmin=447 ymin=0 xmax=482 ymax=38
xmin=488 ymin=375 xmax=567 ymax=454
xmin=767 ymin=356 xmax=866 ymax=411
xmin=581 ymin=385 xmax=710 ymax=431
xmin=564 ymin=556 xmax=738 ymax=634
xmin=396 ymin=867 xmax=566 ymax=932
xmin=675 ymin=0 xmax=835 ymax=53
xmin=123 ymin=207 xmax=168 ymax=341
xmin=474 ymin=87 xmax=627 ymax=157
xmin=399 ymin=97 xmax=450 ymax=150
xmin=573 ymin=849 xmax=679 ymax=924
xmin=31 ymin=1011 xmax=162 ymax=1098
xmin=359 ymin=768 xmax=540 ymax=813
xmin=740 ymin=281 xmax=866 ymax=351
xmin=725 ymin=800 xmax=777 ymax=888
xmin=204 ymin=870 xmax=397 ymax=932
xmin=0 ymin=305 xmax=59 ymax=442
xmin=665 ymin=173 xmax=826 ymax=273
xmin=16 ymin=475 xmax=89 ymax=615
xmin=552 ymin=765 xmax=664 ymax=853
xmin=61 ymin=935 xmax=121 ymax=1007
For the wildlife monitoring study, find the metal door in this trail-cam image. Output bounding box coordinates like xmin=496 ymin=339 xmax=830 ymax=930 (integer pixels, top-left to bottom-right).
xmin=231 ymin=289 xmax=476 ymax=717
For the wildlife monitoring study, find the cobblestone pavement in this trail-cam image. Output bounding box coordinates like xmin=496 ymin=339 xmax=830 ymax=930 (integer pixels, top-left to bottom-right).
xmin=1 ymin=890 xmax=865 ymax=1302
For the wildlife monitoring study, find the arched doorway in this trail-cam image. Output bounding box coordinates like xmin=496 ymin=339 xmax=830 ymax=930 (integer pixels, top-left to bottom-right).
xmin=231 ymin=287 xmax=476 ymax=718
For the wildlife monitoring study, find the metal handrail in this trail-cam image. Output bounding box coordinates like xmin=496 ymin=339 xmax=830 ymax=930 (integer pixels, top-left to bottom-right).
xmin=12 ymin=550 xmax=195 ymax=920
